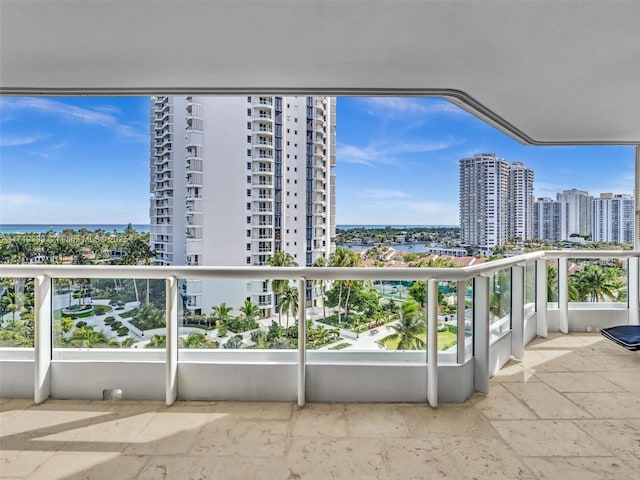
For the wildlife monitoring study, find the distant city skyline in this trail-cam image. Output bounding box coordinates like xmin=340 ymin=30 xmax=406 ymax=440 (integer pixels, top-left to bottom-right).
xmin=0 ymin=96 xmax=635 ymax=225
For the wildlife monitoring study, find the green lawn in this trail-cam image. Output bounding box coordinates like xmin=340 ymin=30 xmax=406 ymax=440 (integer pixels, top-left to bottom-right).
xmin=381 ymin=327 xmax=458 ymax=351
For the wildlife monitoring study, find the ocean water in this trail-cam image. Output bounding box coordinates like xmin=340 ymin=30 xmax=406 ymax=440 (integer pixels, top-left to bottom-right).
xmin=0 ymin=224 xmax=150 ymax=234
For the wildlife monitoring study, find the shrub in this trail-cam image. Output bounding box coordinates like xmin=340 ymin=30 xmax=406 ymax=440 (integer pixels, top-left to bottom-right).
xmin=110 ymin=320 xmax=123 ymax=330
xmin=93 ymin=304 xmax=112 ymax=315
xmin=116 ymin=327 xmax=129 ymax=336
xmin=216 ymin=320 xmax=228 ymax=337
xmin=104 ymin=316 xmax=115 ymax=325
xmin=75 ymin=321 xmax=87 ymax=328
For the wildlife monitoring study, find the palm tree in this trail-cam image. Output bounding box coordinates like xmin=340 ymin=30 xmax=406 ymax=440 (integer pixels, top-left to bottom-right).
xmin=573 ymin=265 xmax=619 ymax=302
xmin=279 ymin=285 xmax=299 ymax=329
xmin=547 ymin=265 xmax=558 ymax=302
xmin=312 ymin=256 xmax=329 ymax=320
xmin=180 ymin=333 xmax=218 ymax=349
xmin=145 ymin=334 xmax=166 ymax=348
xmin=2 ymin=292 xmax=28 ymax=320
xmin=119 ymin=337 xmax=137 ymax=348
xmin=268 ymin=250 xmax=298 ymax=325
xmin=211 ymin=303 xmax=233 ymax=328
xmin=329 ymin=247 xmax=363 ymax=324
xmin=68 ymin=326 xmax=113 ymax=348
xmin=386 ymin=299 xmax=426 ymax=350
xmin=239 ymin=300 xmax=260 ymax=326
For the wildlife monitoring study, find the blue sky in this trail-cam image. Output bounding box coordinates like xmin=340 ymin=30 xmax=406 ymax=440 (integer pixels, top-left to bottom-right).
xmin=0 ymin=96 xmax=635 ymax=225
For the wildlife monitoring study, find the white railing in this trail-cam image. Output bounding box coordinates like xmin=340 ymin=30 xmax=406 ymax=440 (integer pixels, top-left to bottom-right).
xmin=1 ymin=250 xmax=638 ymax=408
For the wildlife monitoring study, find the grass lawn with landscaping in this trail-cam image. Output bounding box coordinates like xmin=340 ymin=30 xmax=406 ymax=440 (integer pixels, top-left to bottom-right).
xmin=381 ymin=325 xmax=459 ymax=351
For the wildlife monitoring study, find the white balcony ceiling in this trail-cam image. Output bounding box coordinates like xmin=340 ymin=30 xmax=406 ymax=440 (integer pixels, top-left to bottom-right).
xmin=0 ymin=0 xmax=638 ymax=144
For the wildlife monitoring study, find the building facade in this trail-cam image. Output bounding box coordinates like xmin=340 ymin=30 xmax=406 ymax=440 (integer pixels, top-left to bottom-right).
xmin=459 ymin=153 xmax=534 ymax=249
xmin=150 ymin=96 xmax=336 ymax=315
xmin=556 ymin=188 xmax=593 ymax=240
xmin=592 ymin=193 xmax=635 ymax=244
xmin=533 ymin=197 xmax=567 ymax=242
xmin=508 ymin=162 xmax=535 ymax=242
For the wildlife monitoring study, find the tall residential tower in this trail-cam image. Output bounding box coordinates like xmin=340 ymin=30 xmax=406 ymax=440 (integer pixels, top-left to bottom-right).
xmin=459 ymin=153 xmax=534 ymax=249
xmin=592 ymin=193 xmax=635 ymax=244
xmin=150 ymin=96 xmax=336 ymax=315
xmin=556 ymin=188 xmax=593 ymax=239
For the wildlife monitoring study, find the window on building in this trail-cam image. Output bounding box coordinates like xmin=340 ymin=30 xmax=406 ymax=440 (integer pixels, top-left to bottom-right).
xmin=247 ymin=149 xmax=251 ymax=157
xmin=247 ymin=108 xmax=251 ymax=116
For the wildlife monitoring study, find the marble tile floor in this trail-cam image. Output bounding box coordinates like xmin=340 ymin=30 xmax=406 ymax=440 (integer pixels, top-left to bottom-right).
xmin=1 ymin=333 xmax=638 ymax=479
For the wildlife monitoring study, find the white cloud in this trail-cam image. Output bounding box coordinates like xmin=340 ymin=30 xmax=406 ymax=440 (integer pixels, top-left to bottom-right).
xmin=0 ymin=97 xmax=146 ymax=142
xmin=358 ymin=98 xmax=465 ymax=117
xmin=337 ymin=139 xmax=457 ymax=167
xmin=0 ymin=133 xmax=48 ymax=147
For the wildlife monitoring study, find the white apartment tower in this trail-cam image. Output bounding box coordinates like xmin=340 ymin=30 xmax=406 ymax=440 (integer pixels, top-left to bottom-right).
xmin=534 ymin=197 xmax=567 ymax=242
xmin=150 ymin=96 xmax=336 ymax=315
xmin=508 ymin=162 xmax=535 ymax=241
xmin=459 ymin=153 xmax=534 ymax=248
xmin=592 ymin=193 xmax=635 ymax=244
xmin=556 ymin=188 xmax=593 ymax=239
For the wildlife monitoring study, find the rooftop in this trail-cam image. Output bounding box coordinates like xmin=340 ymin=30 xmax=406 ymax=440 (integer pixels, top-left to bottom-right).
xmin=2 ymin=333 xmax=638 ymax=479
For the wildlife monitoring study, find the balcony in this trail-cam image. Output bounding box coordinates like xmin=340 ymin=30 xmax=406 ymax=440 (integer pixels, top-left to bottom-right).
xmin=2 ymin=331 xmax=638 ymax=478
xmin=0 ymin=249 xmax=637 ymax=403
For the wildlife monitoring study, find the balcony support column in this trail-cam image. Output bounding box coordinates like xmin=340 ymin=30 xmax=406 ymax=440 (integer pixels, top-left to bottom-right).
xmin=166 ymin=276 xmax=178 ymax=406
xmin=427 ymin=279 xmax=438 ymax=408
xmin=629 ymin=257 xmax=639 ymax=325
xmin=34 ymin=275 xmax=52 ymax=404
xmin=536 ymin=259 xmax=548 ymax=337
xmin=558 ymin=257 xmax=569 ymax=334
xmin=473 ymin=275 xmax=490 ymax=395
xmin=511 ymin=265 xmax=525 ymax=360
xmin=456 ymin=280 xmax=466 ymax=364
xmin=297 ymin=277 xmax=307 ymax=407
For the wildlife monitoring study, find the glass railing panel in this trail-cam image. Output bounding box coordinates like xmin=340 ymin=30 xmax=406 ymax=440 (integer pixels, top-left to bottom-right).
xmin=307 ymin=278 xmax=469 ymax=358
xmin=567 ymin=258 xmax=628 ymax=308
xmin=52 ymin=277 xmax=165 ymax=351
xmin=178 ymin=278 xmax=273 ymax=352
xmin=463 ymin=280 xmax=474 ymax=362
xmin=489 ymin=268 xmax=511 ymax=343
xmin=525 ymin=261 xmax=536 ymax=314
xmin=0 ymin=277 xmax=35 ymax=349
xmin=547 ymin=258 xmax=559 ymax=309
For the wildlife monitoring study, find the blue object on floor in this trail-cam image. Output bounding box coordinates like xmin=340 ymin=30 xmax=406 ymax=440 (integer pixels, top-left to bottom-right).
xmin=601 ymin=325 xmax=640 ymax=351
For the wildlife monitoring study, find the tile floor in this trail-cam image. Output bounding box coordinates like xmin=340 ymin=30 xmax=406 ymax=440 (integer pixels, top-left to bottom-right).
xmin=1 ymin=333 xmax=639 ymax=479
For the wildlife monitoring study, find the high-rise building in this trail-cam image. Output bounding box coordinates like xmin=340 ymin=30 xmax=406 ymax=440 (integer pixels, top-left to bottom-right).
xmin=556 ymin=188 xmax=593 ymax=239
xmin=534 ymin=197 xmax=567 ymax=242
xmin=459 ymin=153 xmax=534 ymax=248
xmin=150 ymin=96 xmax=336 ymax=315
xmin=592 ymin=193 xmax=635 ymax=244
xmin=508 ymin=162 xmax=535 ymax=241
